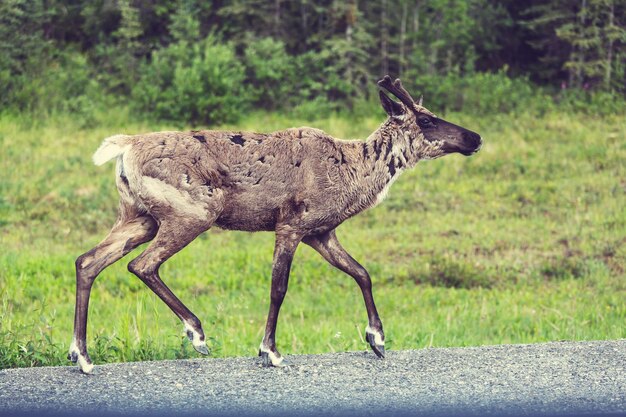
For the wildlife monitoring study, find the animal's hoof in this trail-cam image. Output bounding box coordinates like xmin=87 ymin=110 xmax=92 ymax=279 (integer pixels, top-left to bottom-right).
xmin=258 ymin=348 xmax=285 ymax=367
xmin=365 ymin=327 xmax=385 ymax=359
xmin=185 ymin=322 xmax=209 ymax=356
xmin=80 ymin=362 xmax=95 ymax=374
xmin=194 ymin=343 xmax=209 ymax=356
xmin=70 ymin=353 xmax=94 ymax=374
xmin=69 ymin=341 xmax=94 ymax=374
xmin=368 ymin=340 xmax=385 ymax=358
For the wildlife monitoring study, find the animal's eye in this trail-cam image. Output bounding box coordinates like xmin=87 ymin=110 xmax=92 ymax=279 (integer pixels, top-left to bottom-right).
xmin=418 ymin=117 xmax=432 ymax=128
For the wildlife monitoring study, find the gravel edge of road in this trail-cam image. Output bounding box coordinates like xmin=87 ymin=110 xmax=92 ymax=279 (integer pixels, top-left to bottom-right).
xmin=1 ymin=340 xmax=625 ymax=417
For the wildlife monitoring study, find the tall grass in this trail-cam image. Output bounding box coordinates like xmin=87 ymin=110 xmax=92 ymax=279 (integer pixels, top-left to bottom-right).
xmin=0 ymin=108 xmax=624 ymax=369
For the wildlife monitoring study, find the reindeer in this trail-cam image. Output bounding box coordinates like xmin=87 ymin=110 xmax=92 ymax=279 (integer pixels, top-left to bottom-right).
xmin=69 ymin=75 xmax=482 ymax=373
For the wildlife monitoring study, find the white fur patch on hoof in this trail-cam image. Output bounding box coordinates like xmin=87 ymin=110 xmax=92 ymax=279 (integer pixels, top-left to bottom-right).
xmin=259 ymin=343 xmax=285 ymax=367
xmin=184 ymin=321 xmax=209 ymax=355
xmin=68 ymin=340 xmax=94 ymax=374
xmin=365 ymin=325 xmax=385 ymax=346
xmin=77 ymin=355 xmax=94 ymax=374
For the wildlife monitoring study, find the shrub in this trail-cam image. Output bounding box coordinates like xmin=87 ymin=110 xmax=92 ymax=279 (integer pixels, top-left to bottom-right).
xmin=243 ymin=38 xmax=296 ymax=109
xmin=132 ymin=36 xmax=249 ymax=126
xmin=556 ymin=88 xmax=626 ymax=116
xmin=408 ymin=68 xmax=625 ymax=116
xmin=410 ymin=69 xmax=551 ymax=115
xmin=1 ymin=51 xmax=102 ymax=125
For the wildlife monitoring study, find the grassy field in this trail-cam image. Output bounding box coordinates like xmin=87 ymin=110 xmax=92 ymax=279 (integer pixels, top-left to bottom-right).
xmin=0 ymin=108 xmax=624 ymax=369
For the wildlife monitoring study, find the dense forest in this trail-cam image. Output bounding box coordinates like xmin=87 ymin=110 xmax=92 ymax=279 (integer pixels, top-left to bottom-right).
xmin=1 ymin=0 xmax=625 ymax=124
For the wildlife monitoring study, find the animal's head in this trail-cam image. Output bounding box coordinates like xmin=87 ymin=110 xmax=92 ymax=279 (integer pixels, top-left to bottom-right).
xmin=377 ymin=75 xmax=482 ymax=159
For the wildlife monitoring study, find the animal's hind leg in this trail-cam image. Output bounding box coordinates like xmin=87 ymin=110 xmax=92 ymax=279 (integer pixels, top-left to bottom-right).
xmin=127 ymin=216 xmax=215 ymax=356
xmin=70 ymin=215 xmax=158 ymax=373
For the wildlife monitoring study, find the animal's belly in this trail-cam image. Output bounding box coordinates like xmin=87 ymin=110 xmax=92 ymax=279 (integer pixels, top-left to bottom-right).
xmin=213 ymin=188 xmax=350 ymax=235
xmin=215 ymin=212 xmax=277 ymax=232
xmin=214 ymin=194 xmax=279 ymax=232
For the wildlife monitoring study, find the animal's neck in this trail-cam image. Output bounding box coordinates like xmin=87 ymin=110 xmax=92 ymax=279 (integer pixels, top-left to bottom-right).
xmin=364 ymin=123 xmax=421 ymax=195
xmin=364 ymin=124 xmax=419 ymax=169
xmin=338 ymin=123 xmax=422 ymax=217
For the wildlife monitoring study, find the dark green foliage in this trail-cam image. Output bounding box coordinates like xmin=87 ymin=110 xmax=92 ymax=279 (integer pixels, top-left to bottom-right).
xmin=0 ymin=0 xmax=624 ymax=122
xmin=132 ymin=36 xmax=249 ymax=125
xmin=0 ymin=0 xmax=49 ymax=110
xmin=523 ymin=0 xmax=626 ymax=90
xmin=243 ymin=38 xmax=296 ymax=109
xmin=3 ymin=49 xmax=100 ymax=124
xmin=556 ymin=88 xmax=626 ymax=116
xmin=414 ymin=69 xmax=552 ymax=115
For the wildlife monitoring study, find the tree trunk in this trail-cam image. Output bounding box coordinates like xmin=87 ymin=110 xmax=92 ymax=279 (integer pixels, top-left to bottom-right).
xmin=413 ymin=1 xmax=420 ymax=35
xmin=300 ymin=1 xmax=308 ymax=33
xmin=400 ymin=1 xmax=407 ymax=76
xmin=576 ymin=0 xmax=587 ymax=88
xmin=274 ymin=0 xmax=281 ymax=38
xmin=346 ymin=0 xmax=356 ymax=87
xmin=605 ymin=0 xmax=615 ymax=89
xmin=430 ymin=12 xmax=442 ymax=76
xmin=412 ymin=1 xmax=420 ymax=73
xmin=381 ymin=0 xmax=388 ymax=76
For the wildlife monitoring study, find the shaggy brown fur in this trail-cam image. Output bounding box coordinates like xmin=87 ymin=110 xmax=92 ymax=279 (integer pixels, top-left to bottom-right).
xmin=69 ymin=76 xmax=482 ymax=372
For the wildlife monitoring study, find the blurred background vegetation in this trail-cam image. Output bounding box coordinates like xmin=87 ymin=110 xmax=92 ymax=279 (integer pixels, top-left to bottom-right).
xmin=1 ymin=0 xmax=625 ymax=123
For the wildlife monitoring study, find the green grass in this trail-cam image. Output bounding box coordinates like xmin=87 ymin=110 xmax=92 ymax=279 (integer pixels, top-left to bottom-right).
xmin=0 ymin=108 xmax=624 ymax=369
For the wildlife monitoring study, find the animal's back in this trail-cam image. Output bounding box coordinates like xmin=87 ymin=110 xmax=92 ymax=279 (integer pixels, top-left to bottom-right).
xmin=96 ymin=127 xmax=348 ymax=232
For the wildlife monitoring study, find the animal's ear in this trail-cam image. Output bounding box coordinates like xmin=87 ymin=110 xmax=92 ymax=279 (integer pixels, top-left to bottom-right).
xmin=379 ymin=90 xmax=405 ymax=117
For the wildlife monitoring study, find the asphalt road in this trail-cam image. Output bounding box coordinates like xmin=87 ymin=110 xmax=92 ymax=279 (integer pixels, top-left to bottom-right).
xmin=1 ymin=340 xmax=624 ymax=417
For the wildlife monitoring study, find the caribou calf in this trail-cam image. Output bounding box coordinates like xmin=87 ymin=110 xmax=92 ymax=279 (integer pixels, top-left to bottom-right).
xmin=69 ymin=75 xmax=482 ymax=373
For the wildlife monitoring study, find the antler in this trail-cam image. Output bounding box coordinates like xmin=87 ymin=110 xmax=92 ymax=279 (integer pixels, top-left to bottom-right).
xmin=378 ymin=75 xmax=432 ymax=115
xmin=377 ymin=75 xmax=417 ymax=109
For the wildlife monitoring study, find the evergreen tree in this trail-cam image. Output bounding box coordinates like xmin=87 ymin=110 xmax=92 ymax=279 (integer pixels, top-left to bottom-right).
xmin=0 ymin=0 xmax=50 ymax=109
xmin=523 ymin=0 xmax=626 ymax=90
xmin=0 ymin=0 xmax=624 ymax=115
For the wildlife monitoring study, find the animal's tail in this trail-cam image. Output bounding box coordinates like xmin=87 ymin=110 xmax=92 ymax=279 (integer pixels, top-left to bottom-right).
xmin=93 ymin=134 xmax=132 ymax=166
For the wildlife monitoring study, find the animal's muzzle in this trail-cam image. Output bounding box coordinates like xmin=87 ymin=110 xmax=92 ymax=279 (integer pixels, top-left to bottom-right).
xmin=460 ymin=131 xmax=482 ymax=155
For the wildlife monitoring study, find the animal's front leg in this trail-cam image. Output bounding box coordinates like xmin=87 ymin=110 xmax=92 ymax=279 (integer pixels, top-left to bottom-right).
xmin=259 ymin=230 xmax=302 ymax=367
xmin=303 ymin=230 xmax=385 ymax=358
